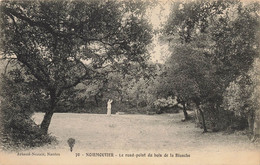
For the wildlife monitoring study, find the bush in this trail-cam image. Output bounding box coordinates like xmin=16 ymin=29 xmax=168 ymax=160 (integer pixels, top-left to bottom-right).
xmin=154 ymin=97 xmax=179 ymax=113
xmin=0 ymin=100 xmax=57 ymax=150
xmin=1 ymin=113 xmax=57 ymax=150
xmin=200 ymin=103 xmax=248 ymax=132
xmin=222 ymin=74 xmax=256 ymax=133
xmin=0 ymin=73 xmax=57 ymax=150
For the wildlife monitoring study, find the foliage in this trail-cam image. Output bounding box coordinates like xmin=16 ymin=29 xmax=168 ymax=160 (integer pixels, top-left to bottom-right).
xmin=223 ymin=75 xmax=253 ymax=118
xmin=162 ymin=0 xmax=260 ymax=132
xmin=70 ymin=62 xmax=160 ymax=112
xmin=1 ymin=113 xmax=57 ymax=150
xmin=154 ymin=97 xmax=177 ymax=108
xmin=223 ymin=58 xmax=260 ymax=134
xmin=153 ymin=97 xmax=180 ymax=114
xmin=0 ymin=73 xmax=56 ymax=150
xmin=0 ymin=0 xmax=153 ymax=134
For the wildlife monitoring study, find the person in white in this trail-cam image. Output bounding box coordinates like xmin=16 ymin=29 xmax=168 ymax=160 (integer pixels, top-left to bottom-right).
xmin=107 ymin=99 xmax=113 ymax=116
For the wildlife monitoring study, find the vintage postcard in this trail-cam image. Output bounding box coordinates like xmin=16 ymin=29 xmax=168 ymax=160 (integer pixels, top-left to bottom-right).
xmin=0 ymin=0 xmax=259 ymax=164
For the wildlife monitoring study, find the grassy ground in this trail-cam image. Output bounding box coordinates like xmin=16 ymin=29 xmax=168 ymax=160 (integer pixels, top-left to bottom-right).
xmin=1 ymin=112 xmax=259 ymax=165
xmin=30 ymin=112 xmax=259 ymax=153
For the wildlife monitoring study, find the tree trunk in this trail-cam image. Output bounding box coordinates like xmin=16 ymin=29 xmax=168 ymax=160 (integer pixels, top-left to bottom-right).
xmin=40 ymin=110 xmax=54 ymax=134
xmin=196 ymin=103 xmax=207 ymax=133
xmin=40 ymin=91 xmax=56 ymax=134
xmin=182 ymin=102 xmax=189 ymax=121
xmin=136 ymin=93 xmax=139 ymax=108
xmin=253 ymin=118 xmax=260 ymax=141
xmin=94 ymin=95 xmax=99 ymax=107
xmin=250 ymin=109 xmax=260 ymax=141
xmin=247 ymin=109 xmax=254 ymax=134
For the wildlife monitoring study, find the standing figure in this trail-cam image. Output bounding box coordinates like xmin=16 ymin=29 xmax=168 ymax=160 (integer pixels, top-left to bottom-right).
xmin=107 ymin=99 xmax=113 ymax=116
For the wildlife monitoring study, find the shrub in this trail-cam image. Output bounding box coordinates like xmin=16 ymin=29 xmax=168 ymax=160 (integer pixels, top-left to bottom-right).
xmin=0 ymin=74 xmax=57 ymax=150
xmin=202 ymin=106 xmax=248 ymax=132
xmin=1 ymin=112 xmax=57 ymax=150
xmin=153 ymin=97 xmax=179 ymax=113
xmin=222 ymin=74 xmax=256 ymax=133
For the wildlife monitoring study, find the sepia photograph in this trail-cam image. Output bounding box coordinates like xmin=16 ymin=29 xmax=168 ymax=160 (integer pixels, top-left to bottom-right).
xmin=0 ymin=0 xmax=259 ymax=164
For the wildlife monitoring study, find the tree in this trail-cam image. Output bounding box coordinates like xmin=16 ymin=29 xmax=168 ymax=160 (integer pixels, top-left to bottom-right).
xmin=0 ymin=65 xmax=57 ymax=148
xmin=102 ymin=62 xmax=157 ymax=110
xmin=165 ymin=0 xmax=259 ymax=93
xmin=0 ymin=0 xmax=153 ymax=134
xmin=223 ymin=58 xmax=260 ymax=137
xmin=158 ymin=44 xmax=214 ymax=131
xmin=163 ymin=0 xmax=259 ymax=132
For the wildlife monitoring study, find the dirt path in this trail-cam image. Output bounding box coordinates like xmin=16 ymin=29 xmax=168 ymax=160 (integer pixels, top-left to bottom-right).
xmin=31 ymin=112 xmax=259 ymax=152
